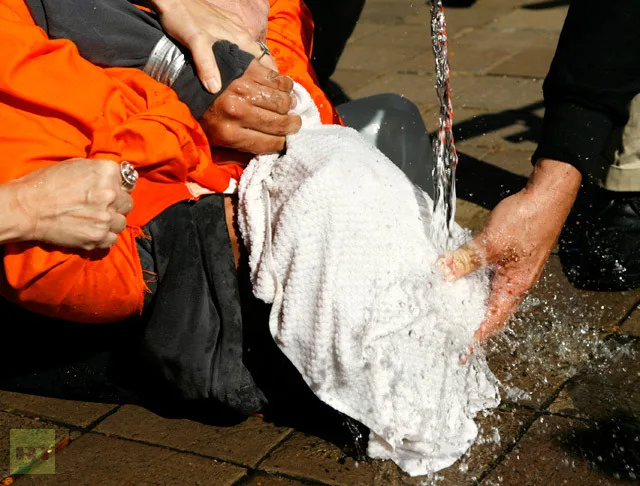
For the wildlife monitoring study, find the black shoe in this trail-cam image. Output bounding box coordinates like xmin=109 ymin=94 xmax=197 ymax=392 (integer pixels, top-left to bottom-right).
xmin=559 ymin=187 xmax=640 ymax=291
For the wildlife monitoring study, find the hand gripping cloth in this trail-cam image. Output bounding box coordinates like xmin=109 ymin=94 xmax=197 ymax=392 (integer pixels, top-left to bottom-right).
xmin=238 ymin=85 xmax=501 ymax=476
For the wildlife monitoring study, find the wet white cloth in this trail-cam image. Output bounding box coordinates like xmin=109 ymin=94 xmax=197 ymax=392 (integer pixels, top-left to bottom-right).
xmin=238 ymin=84 xmax=500 ymax=476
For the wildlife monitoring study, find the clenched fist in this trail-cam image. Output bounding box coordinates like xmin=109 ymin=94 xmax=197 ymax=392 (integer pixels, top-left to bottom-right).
xmin=200 ymin=60 xmax=302 ymax=154
xmin=13 ymin=159 xmax=135 ymax=250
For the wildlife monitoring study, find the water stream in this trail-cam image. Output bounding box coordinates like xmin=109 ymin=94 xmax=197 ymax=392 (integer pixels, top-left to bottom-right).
xmin=428 ymin=0 xmax=458 ymax=251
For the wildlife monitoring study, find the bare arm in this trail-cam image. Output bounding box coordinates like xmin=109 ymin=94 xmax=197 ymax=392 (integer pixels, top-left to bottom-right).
xmin=439 ymin=158 xmax=582 ymax=342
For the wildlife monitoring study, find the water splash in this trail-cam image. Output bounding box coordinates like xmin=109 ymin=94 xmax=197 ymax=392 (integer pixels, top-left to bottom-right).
xmin=429 ymin=0 xmax=458 ymax=251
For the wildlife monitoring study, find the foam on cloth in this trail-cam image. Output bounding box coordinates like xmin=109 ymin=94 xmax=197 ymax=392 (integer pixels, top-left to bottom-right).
xmin=238 ymin=84 xmax=500 ymax=476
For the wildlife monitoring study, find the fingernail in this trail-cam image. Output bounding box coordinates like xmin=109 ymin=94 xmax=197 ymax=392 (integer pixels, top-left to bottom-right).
xmin=436 ymin=256 xmax=456 ymax=282
xmin=290 ymin=94 xmax=297 ymax=110
xmin=205 ymin=77 xmax=221 ymax=94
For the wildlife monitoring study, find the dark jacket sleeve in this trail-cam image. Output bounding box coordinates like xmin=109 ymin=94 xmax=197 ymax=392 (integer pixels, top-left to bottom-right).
xmin=533 ymin=0 xmax=640 ymax=174
xmin=22 ymin=0 xmax=251 ymax=120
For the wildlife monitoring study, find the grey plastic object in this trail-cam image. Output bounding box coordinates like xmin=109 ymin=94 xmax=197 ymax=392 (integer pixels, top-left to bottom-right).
xmin=337 ymin=93 xmax=435 ymax=198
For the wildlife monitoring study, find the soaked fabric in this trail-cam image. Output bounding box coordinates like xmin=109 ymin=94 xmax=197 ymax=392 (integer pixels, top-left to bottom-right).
xmin=131 ymin=195 xmax=265 ymax=415
xmin=239 ymin=85 xmax=500 ymax=475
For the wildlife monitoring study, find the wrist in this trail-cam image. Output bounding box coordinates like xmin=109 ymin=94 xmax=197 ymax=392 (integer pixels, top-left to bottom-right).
xmin=0 ymin=179 xmax=37 ymax=244
xmin=526 ymin=158 xmax=581 ymax=208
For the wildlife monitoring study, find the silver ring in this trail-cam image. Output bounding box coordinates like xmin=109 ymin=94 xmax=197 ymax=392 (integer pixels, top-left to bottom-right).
xmin=256 ymin=41 xmax=271 ymax=60
xmin=120 ymin=161 xmax=138 ymax=188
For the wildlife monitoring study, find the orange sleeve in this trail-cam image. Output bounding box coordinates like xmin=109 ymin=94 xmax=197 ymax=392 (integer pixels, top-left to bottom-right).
xmin=0 ymin=0 xmax=221 ymax=323
xmin=266 ymin=0 xmax=341 ymax=125
xmin=0 ymin=1 xmax=214 ymax=196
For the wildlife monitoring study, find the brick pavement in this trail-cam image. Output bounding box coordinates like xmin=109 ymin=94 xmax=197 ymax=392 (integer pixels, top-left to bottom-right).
xmin=3 ymin=0 xmax=640 ymax=484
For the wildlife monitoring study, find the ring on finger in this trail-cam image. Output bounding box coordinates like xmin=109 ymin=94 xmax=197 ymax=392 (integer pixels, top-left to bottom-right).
xmin=120 ymin=161 xmax=138 ymax=189
xmin=256 ymin=41 xmax=271 ymax=60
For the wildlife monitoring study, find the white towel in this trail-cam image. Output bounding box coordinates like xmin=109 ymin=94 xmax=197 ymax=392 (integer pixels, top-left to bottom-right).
xmin=238 ymin=84 xmax=500 ymax=476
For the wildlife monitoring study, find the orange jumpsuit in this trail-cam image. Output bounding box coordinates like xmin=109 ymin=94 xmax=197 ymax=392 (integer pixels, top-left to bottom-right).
xmin=0 ymin=0 xmax=338 ymax=323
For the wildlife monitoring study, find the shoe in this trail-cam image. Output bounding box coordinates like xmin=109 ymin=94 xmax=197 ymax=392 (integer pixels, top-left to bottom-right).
xmin=559 ymin=187 xmax=640 ymax=291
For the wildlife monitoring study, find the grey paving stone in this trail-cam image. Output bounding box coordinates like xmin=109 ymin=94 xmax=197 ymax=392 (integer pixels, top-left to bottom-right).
xmin=491 ymin=7 xmax=569 ymax=32
xmin=336 ymin=44 xmax=423 ymax=72
xmin=260 ymin=432 xmax=378 ymax=486
xmin=356 ymin=74 xmax=543 ymax=115
xmin=482 ymin=415 xmax=637 ymax=485
xmin=94 ymin=404 xmax=292 ymax=468
xmin=448 ymin=47 xmax=516 ymax=75
xmin=351 ymin=73 xmax=439 ymax=106
xmin=242 ymin=472 xmax=309 ymax=485
xmin=484 ymin=256 xmax=640 ymax=409
xmin=447 ymin=75 xmax=543 ymax=112
xmin=617 ymin=304 xmax=640 ymax=337
xmin=547 ymin=387 xmax=583 ymax=419
xmin=353 ymin=24 xmax=435 ymax=49
xmin=358 ymin=2 xmax=421 ymax=25
xmin=0 ymin=411 xmax=69 ymax=479
xmin=489 ymin=47 xmax=557 ymax=79
xmin=15 ymin=433 xmax=247 ymax=485
xmin=0 ymin=391 xmax=116 ymax=429
xmin=330 ymin=70 xmax=379 ymax=97
xmin=402 ymin=5 xmax=511 ymax=38
xmin=346 ymin=22 xmax=386 ymax=44
xmin=402 ymin=407 xmax=535 ymax=485
xmin=394 ymin=47 xmax=515 ymax=76
xmin=559 ymin=336 xmax=640 ymax=425
xmin=454 ymin=144 xmax=528 ymax=212
xmin=480 ymin=150 xmax=537 ymax=178
xmin=453 ymin=26 xmax=562 ymax=50
xmin=424 ymin=105 xmax=544 ymax=154
xmin=455 ymin=199 xmax=490 ymax=234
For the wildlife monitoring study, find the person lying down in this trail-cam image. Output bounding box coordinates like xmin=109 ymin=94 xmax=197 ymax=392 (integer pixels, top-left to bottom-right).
xmin=5 ymin=0 xmax=500 ymax=476
xmin=239 ymin=83 xmax=500 ymax=476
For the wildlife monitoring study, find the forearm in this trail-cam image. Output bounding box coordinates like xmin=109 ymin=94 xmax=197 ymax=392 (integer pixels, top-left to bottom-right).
xmin=0 ymin=181 xmax=32 ymax=245
xmin=525 ymin=158 xmax=582 ymax=218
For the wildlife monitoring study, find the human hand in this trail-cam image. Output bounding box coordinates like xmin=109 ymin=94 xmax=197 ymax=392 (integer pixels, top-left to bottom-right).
xmin=438 ymin=159 xmax=582 ymax=343
xmin=16 ymin=159 xmax=135 ymax=250
xmin=152 ymin=0 xmax=271 ymax=93
xmin=200 ymin=60 xmax=301 ymax=154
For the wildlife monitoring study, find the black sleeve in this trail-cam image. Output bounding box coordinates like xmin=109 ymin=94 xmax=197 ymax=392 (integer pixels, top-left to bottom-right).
xmin=23 ymin=0 xmax=252 ymax=120
xmin=532 ymin=0 xmax=640 ymax=174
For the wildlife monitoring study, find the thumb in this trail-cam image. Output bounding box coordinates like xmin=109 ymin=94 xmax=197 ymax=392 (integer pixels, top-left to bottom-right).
xmin=191 ymin=36 xmax=222 ymax=94
xmin=437 ymin=238 xmax=487 ymax=281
